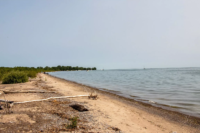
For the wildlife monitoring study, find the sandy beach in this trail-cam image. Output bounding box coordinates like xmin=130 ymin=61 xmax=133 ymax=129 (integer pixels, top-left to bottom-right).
xmin=2 ymin=0 xmax=200 ymax=132
xmin=0 ymin=73 xmax=199 ymax=133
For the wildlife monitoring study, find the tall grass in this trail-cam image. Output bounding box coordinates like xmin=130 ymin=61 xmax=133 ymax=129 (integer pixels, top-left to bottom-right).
xmin=2 ymin=71 xmax=28 ymax=84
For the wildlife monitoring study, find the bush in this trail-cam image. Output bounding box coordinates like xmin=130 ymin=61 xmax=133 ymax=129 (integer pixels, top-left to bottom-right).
xmin=0 ymin=70 xmax=6 ymax=81
xmin=2 ymin=71 xmax=28 ymax=84
xmin=27 ymin=71 xmax=37 ymax=78
xmin=0 ymin=73 xmax=3 ymax=81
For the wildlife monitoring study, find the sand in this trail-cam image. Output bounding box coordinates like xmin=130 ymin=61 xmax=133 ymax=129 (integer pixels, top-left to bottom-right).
xmin=0 ymin=73 xmax=199 ymax=132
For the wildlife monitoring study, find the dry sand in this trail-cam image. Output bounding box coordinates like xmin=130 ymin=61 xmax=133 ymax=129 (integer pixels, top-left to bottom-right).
xmin=0 ymin=73 xmax=199 ymax=133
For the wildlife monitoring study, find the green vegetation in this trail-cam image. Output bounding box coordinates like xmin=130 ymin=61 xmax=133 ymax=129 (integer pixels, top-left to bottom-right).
xmin=2 ymin=71 xmax=28 ymax=84
xmin=27 ymin=71 xmax=37 ymax=78
xmin=0 ymin=65 xmax=97 ymax=83
xmin=66 ymin=116 xmax=78 ymax=129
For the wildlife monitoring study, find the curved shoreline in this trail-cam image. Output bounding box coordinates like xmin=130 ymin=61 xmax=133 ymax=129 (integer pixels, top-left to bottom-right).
xmin=47 ymin=73 xmax=200 ymax=129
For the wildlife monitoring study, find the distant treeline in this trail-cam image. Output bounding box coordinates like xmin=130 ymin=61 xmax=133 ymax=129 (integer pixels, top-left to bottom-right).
xmin=0 ymin=66 xmax=97 ymax=81
xmin=39 ymin=65 xmax=97 ymax=71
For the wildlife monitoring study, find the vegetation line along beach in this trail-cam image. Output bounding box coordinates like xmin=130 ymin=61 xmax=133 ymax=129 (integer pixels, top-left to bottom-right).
xmin=0 ymin=66 xmax=97 ymax=83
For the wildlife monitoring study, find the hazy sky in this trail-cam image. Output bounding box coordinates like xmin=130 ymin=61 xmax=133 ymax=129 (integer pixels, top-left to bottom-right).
xmin=0 ymin=0 xmax=200 ymax=69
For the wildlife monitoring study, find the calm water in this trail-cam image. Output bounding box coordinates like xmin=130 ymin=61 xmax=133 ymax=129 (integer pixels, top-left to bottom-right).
xmin=49 ymin=68 xmax=200 ymax=117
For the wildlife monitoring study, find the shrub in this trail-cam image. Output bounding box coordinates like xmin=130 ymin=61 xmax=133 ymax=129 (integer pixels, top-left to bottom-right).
xmin=0 ymin=70 xmax=6 ymax=81
xmin=0 ymin=73 xmax=3 ymax=81
xmin=27 ymin=71 xmax=37 ymax=78
xmin=2 ymin=71 xmax=28 ymax=84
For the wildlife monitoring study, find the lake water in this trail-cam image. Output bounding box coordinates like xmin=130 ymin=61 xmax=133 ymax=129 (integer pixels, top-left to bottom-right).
xmin=49 ymin=68 xmax=200 ymax=117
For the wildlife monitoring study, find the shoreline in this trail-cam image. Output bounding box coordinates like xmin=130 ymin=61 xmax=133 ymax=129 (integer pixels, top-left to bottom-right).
xmin=47 ymin=73 xmax=200 ymax=129
xmin=49 ymin=69 xmax=200 ymax=119
xmin=2 ymin=73 xmax=199 ymax=132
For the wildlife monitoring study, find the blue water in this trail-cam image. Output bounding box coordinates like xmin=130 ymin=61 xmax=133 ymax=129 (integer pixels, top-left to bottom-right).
xmin=49 ymin=68 xmax=200 ymax=117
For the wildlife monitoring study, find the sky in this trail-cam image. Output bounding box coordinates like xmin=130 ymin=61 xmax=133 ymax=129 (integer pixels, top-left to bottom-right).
xmin=0 ymin=0 xmax=200 ymax=69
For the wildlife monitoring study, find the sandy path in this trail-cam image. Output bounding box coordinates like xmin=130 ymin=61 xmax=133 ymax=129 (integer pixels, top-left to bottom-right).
xmin=43 ymin=73 xmax=199 ymax=133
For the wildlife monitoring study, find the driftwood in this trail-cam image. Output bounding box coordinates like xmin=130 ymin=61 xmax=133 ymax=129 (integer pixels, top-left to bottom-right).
xmin=0 ymin=99 xmax=14 ymax=103
xmin=2 ymin=93 xmax=12 ymax=113
xmin=14 ymin=95 xmax=89 ymax=104
xmin=0 ymin=102 xmax=14 ymax=109
xmin=3 ymin=90 xmax=56 ymax=94
xmin=88 ymin=93 xmax=98 ymax=100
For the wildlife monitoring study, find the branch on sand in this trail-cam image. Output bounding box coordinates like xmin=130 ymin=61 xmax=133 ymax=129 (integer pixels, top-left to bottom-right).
xmin=0 ymin=99 xmax=14 ymax=103
xmin=14 ymin=95 xmax=89 ymax=104
xmin=3 ymin=90 xmax=56 ymax=94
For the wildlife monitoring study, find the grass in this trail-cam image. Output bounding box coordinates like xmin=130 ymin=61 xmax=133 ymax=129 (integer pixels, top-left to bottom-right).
xmin=2 ymin=71 xmax=28 ymax=84
xmin=67 ymin=116 xmax=78 ymax=129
